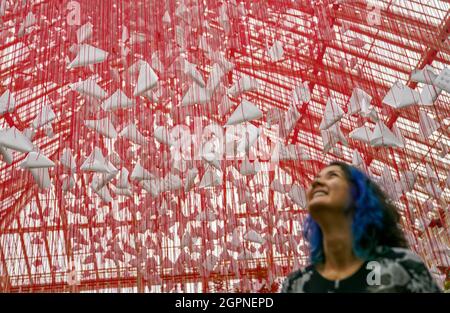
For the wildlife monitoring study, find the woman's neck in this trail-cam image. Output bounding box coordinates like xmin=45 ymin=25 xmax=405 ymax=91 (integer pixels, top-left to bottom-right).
xmin=319 ymin=217 xmax=362 ymax=271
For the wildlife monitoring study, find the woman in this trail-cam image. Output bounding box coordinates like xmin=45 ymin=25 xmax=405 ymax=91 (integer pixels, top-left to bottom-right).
xmin=282 ymin=161 xmax=441 ymax=293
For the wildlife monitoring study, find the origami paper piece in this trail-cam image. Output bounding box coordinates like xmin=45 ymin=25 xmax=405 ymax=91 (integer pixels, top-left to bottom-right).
xmin=141 ymin=180 xmax=161 ymax=197
xmin=399 ymin=171 xmax=417 ymax=192
xmin=119 ymin=124 xmax=148 ymax=145
xmin=209 ymin=51 xmax=234 ymax=73
xmin=162 ymin=173 xmax=183 ymax=192
xmin=70 ymin=77 xmax=108 ymax=99
xmin=199 ymin=169 xmax=223 ymax=188
xmin=85 ymin=118 xmax=117 ymax=139
xmin=433 ymin=67 xmax=450 ymax=93
xmin=370 ymin=122 xmax=404 ymax=148
xmin=68 ymin=44 xmax=108 ymax=68
xmin=162 ymin=10 xmax=171 ymax=24
xmin=206 ymin=63 xmax=225 ymax=94
xmin=418 ymin=110 xmax=440 ymax=138
xmin=292 ymin=81 xmax=311 ymax=104
xmin=277 ymin=144 xmax=310 ymax=161
xmin=93 ymin=185 xmax=113 ymax=203
xmin=244 ymin=230 xmax=265 ymax=244
xmin=419 ymin=84 xmax=442 ymax=106
xmin=115 ymin=168 xmax=131 ymax=189
xmin=130 ymin=161 xmax=155 ymax=181
xmin=203 ymin=254 xmax=219 ymax=272
xmin=348 ymin=88 xmax=372 ymax=115
xmin=349 ymin=125 xmax=373 ymax=143
xmin=154 ymin=126 xmax=173 ymax=146
xmin=0 ymin=127 xmax=34 ymax=152
xmin=239 ymin=157 xmax=260 ymax=176
xmin=270 ymin=179 xmax=286 ymax=193
xmin=410 ymin=65 xmax=438 ymax=84
xmin=80 ymin=147 xmax=111 ymax=173
xmin=101 ymin=89 xmax=135 ymax=111
xmin=18 ymin=11 xmax=36 ymax=37
xmin=181 ymin=82 xmax=211 ymax=106
xmin=279 ymin=104 xmax=301 ymax=138
xmin=218 ymin=95 xmax=234 ymax=116
xmin=32 ymin=105 xmax=56 ymax=129
xmin=0 ymin=146 xmax=12 ymax=164
xmin=198 ymin=35 xmax=211 ymax=53
xmin=236 ymin=123 xmax=261 ymax=153
xmin=319 ymin=98 xmax=344 ymax=130
xmin=30 ymin=167 xmax=51 ymax=189
xmin=184 ymin=167 xmax=199 ymax=191
xmin=425 ymin=182 xmax=442 ymax=200
xmin=60 ymin=148 xmax=76 ymax=172
xmin=0 ymin=89 xmax=15 ymax=114
xmin=352 ymin=149 xmax=365 ymax=168
xmin=226 ymin=99 xmax=263 ymax=125
xmin=425 ymin=164 xmax=439 ymax=183
xmin=61 ymin=175 xmax=75 ymax=191
xmin=267 ymin=40 xmax=284 ymax=62
xmin=288 ymin=184 xmax=307 ymax=208
xmin=133 ymin=61 xmax=159 ymax=97
xmin=382 ymin=80 xmax=420 ymax=109
xmin=77 ymin=22 xmax=93 ymax=43
xmin=21 ymin=151 xmax=55 ymax=168
xmin=184 ymin=60 xmax=206 ymax=87
xmin=227 ymin=75 xmax=259 ymax=97
xmin=391 ymin=124 xmax=407 ymax=147
xmin=321 ymin=123 xmax=348 ymax=153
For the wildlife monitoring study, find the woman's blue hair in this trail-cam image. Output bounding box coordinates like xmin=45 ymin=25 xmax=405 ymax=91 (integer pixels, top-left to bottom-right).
xmin=303 ymin=161 xmax=408 ymax=264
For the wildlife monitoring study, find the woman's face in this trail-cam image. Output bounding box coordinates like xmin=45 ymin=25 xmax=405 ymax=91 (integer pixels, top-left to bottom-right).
xmin=306 ymin=165 xmax=352 ymax=215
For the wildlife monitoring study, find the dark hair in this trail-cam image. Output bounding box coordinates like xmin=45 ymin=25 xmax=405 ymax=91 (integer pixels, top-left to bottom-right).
xmin=303 ymin=161 xmax=408 ymax=264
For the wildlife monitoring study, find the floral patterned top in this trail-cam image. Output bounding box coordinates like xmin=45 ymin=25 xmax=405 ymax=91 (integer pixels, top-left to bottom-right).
xmin=281 ymin=246 xmax=441 ymax=293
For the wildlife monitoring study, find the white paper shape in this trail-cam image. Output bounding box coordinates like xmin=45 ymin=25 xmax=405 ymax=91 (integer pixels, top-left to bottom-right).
xmin=270 ymin=179 xmax=286 ymax=193
xmin=425 ymin=182 xmax=442 ymax=200
xmin=288 ymin=184 xmax=307 ymax=207
xmin=80 ymin=147 xmax=110 ymax=173
xmin=352 ymin=150 xmax=365 ymax=168
xmin=130 ymin=161 xmax=155 ymax=181
xmin=399 ymin=171 xmax=416 ymax=192
xmin=410 ymin=65 xmax=437 ymax=84
xmin=227 ymin=75 xmax=259 ymax=97
xmin=30 ymin=168 xmax=51 ymax=189
xmin=236 ymin=124 xmax=261 ymax=153
xmin=321 ymin=123 xmax=347 ymax=153
xmin=184 ymin=60 xmax=206 ymax=87
xmin=116 ymin=168 xmax=131 ymax=189
xmin=425 ymin=164 xmax=439 ymax=183
xmin=348 ymin=88 xmax=372 ymax=115
xmin=218 ymin=96 xmax=233 ymax=116
xmin=206 ymin=63 xmax=225 ymax=94
xmin=278 ymin=144 xmax=309 ymax=161
xmin=203 ymin=254 xmax=219 ymax=272
xmin=32 ymin=105 xmax=56 ymax=129
xmin=70 ymin=78 xmax=107 ymax=99
xmin=418 ymin=110 xmax=440 ymax=138
xmin=433 ymin=67 xmax=450 ymax=93
xmin=239 ymin=157 xmax=260 ymax=176
xmin=319 ymin=99 xmax=344 ymax=130
xmin=391 ymin=124 xmax=407 ymax=147
xmin=119 ymin=124 xmax=148 ymax=145
xmin=162 ymin=10 xmax=171 ymax=24
xmin=370 ymin=122 xmax=404 ymax=148
xmin=349 ymin=125 xmax=373 ymax=143
xmin=154 ymin=126 xmax=173 ymax=146
xmin=267 ymin=40 xmax=284 ymax=62
xmin=419 ymin=84 xmax=442 ymax=106
xmin=382 ymin=80 xmax=420 ymax=109
xmin=280 ymin=104 xmax=301 ymax=138
xmin=0 ymin=90 xmax=16 ymax=114
xmin=93 ymin=185 xmax=113 ymax=203
xmin=61 ymin=148 xmax=76 ymax=172
xmin=181 ymin=82 xmax=211 ymax=106
xmin=133 ymin=61 xmax=159 ymax=96
xmin=18 ymin=12 xmax=36 ymax=37
xmin=244 ymin=230 xmax=265 ymax=244
xmin=84 ymin=118 xmax=117 ymax=139
xmin=163 ymin=173 xmax=183 ymax=192
xmin=0 ymin=127 xmax=34 ymax=152
xmin=292 ymin=82 xmax=311 ymax=104
xmin=199 ymin=169 xmax=223 ymax=188
xmin=209 ymin=51 xmax=234 ymax=73
xmin=68 ymin=44 xmax=108 ymax=68
xmin=0 ymin=146 xmax=12 ymax=164
xmin=184 ymin=167 xmax=199 ymax=191
xmin=21 ymin=151 xmax=55 ymax=168
xmin=226 ymin=99 xmax=263 ymax=125
xmin=77 ymin=22 xmax=93 ymax=43
xmin=101 ymin=89 xmax=135 ymax=111
xmin=61 ymin=175 xmax=75 ymax=191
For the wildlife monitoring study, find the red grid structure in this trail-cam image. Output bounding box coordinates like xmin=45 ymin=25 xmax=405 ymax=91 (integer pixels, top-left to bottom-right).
xmin=0 ymin=0 xmax=449 ymax=292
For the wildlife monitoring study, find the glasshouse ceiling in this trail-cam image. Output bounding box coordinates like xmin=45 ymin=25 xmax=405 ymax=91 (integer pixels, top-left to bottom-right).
xmin=0 ymin=0 xmax=449 ymax=292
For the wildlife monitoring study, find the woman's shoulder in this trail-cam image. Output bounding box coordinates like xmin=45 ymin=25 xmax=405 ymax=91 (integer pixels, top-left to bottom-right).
xmin=373 ymin=246 xmax=426 ymax=263
xmin=281 ymin=265 xmax=315 ymax=293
